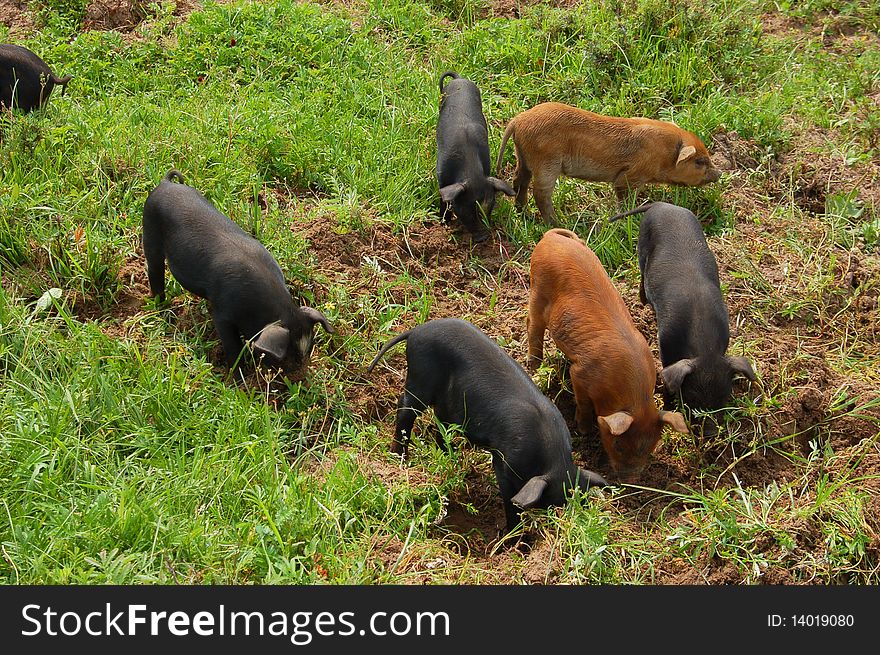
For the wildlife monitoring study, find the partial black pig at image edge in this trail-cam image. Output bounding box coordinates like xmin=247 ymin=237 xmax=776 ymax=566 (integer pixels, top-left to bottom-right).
xmin=0 ymin=44 xmax=71 ymax=112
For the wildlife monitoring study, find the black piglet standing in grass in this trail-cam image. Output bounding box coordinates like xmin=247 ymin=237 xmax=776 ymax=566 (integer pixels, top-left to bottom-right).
xmin=611 ymin=201 xmax=757 ymax=410
xmin=367 ymin=317 xmax=607 ymax=532
xmin=142 ymin=169 xmax=333 ymax=373
xmin=435 ymin=71 xmax=514 ymax=242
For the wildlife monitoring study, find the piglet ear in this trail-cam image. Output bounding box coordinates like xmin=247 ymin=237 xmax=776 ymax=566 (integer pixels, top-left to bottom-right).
xmin=575 ymin=468 xmax=608 ymax=492
xmin=488 ymin=176 xmax=515 ymax=197
xmin=661 ymin=358 xmax=696 ymax=394
xmin=659 ymin=410 xmax=689 ymax=435
xmin=253 ymin=323 xmax=290 ymax=360
xmin=727 ymin=356 xmax=757 ymax=382
xmin=511 ymin=476 xmax=549 ymax=509
xmin=439 ymin=182 xmax=466 ymax=203
xmin=676 ymin=144 xmax=697 ymax=166
xmin=598 ymin=411 xmax=634 ymax=436
xmin=301 ymin=307 xmax=334 ymax=334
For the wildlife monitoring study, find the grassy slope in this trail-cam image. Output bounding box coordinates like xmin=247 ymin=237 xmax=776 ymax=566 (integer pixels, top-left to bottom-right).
xmin=0 ymin=0 xmax=878 ymax=583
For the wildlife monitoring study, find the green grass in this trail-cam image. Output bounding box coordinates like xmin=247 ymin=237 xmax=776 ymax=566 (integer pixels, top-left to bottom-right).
xmin=1 ymin=0 xmax=878 ymax=584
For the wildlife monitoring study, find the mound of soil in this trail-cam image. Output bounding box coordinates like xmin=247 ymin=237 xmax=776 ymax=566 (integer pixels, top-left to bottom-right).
xmin=489 ymin=0 xmax=583 ymax=19
xmin=82 ymin=0 xmax=201 ymax=33
xmin=711 ymin=130 xmax=765 ymax=172
xmin=83 ymin=0 xmax=150 ymax=32
xmin=0 ymin=0 xmax=35 ymax=36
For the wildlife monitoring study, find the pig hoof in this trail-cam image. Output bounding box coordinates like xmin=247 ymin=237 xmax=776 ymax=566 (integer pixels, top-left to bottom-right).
xmin=588 ymin=486 xmax=606 ymax=500
xmin=516 ymin=532 xmax=537 ymax=552
xmin=471 ymin=230 xmax=490 ymax=244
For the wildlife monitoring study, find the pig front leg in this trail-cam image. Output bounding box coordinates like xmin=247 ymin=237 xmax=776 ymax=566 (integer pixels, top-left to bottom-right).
xmin=214 ymin=316 xmax=246 ymax=370
xmin=570 ymin=363 xmax=596 ymax=435
xmin=613 ymin=173 xmax=646 ymax=207
xmin=492 ymin=455 xmax=522 ymax=533
xmin=612 ymin=168 xmax=632 ymax=205
xmin=661 ymin=386 xmax=677 ymax=411
xmin=613 ymin=185 xmax=631 ymax=204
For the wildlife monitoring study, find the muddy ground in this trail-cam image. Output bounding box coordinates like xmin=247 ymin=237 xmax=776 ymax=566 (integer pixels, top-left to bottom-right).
xmin=0 ymin=0 xmax=202 ymax=37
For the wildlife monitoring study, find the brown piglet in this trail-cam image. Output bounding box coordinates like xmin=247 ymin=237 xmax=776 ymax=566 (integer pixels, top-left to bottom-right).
xmin=527 ymin=228 xmax=688 ymax=481
xmin=496 ymin=102 xmax=721 ymax=224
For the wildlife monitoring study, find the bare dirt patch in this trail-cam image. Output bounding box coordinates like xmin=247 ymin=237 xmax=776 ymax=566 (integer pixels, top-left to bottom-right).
xmin=82 ymin=0 xmax=203 ymax=35
xmin=83 ymin=0 xmax=151 ymax=32
xmin=779 ymin=123 xmax=879 ymax=214
xmin=488 ymin=0 xmax=583 ymax=19
xmin=761 ymin=10 xmax=880 ymax=56
xmin=297 ymin=211 xmax=532 ymax=420
xmin=70 ymin=250 xmax=150 ymax=332
xmin=714 ymin=124 xmax=880 ymax=221
xmin=0 ymin=0 xmax=36 ymax=37
xmin=711 ymin=130 xmax=766 ymax=173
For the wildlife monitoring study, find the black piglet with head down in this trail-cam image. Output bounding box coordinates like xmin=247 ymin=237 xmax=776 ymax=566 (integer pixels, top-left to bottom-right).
xmin=436 ymin=71 xmax=514 ymax=242
xmin=142 ymin=170 xmax=333 ymax=373
xmin=368 ymin=318 xmax=606 ymax=531
xmin=612 ymin=201 xmax=757 ymax=410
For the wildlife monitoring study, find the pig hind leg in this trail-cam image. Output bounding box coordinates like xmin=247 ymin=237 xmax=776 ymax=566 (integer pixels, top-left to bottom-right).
xmin=531 ymin=169 xmax=560 ymax=225
xmin=526 ymin=297 xmax=548 ymax=371
xmin=512 ymin=143 xmax=532 ymax=210
xmin=142 ymin=217 xmax=167 ymax=301
xmin=393 ymin=387 xmax=428 ymax=459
